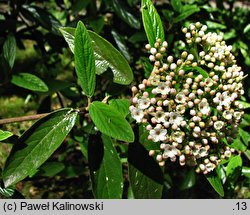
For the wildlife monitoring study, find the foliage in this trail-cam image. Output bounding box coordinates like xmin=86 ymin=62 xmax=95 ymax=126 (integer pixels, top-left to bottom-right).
xmin=0 ymin=0 xmax=249 ymax=199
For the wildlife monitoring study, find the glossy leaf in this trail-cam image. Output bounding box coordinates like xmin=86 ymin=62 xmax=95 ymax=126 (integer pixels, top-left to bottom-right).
xmin=242 ymin=167 xmax=250 ymax=178
xmin=239 ymin=101 xmax=250 ymax=109
xmin=74 ymin=21 xmax=96 ymax=97
xmin=239 ymin=128 xmax=250 ymax=146
xmin=35 ymin=162 xmax=65 ymax=177
xmin=206 ymin=21 xmax=226 ymax=30
xmin=179 ymin=168 xmax=196 ymax=190
xmin=59 ymin=27 xmax=133 ymax=85
xmin=141 ymin=0 xmax=165 ymax=46
xmin=89 ymin=134 xmax=123 ymax=198
xmin=0 ymin=130 xmax=13 ymax=141
xmin=243 ymin=23 xmax=250 ymax=34
xmin=109 ymin=99 xmax=130 ymax=117
xmin=231 ymin=137 xmax=247 ymax=151
xmin=184 ymin=66 xmax=209 ymax=78
xmin=226 ymin=155 xmax=242 ymax=182
xmin=89 ymin=101 xmax=134 ymax=142
xmin=88 ymin=30 xmax=133 ymax=85
xmin=0 ymin=186 xmax=15 ymax=198
xmin=129 ymin=164 xmax=163 ymax=199
xmin=110 ymin=0 xmax=140 ymax=29
xmin=111 ymin=30 xmax=131 ymax=61
xmin=2 ymin=108 xmax=78 ymax=187
xmin=11 ymin=73 xmax=48 ymax=92
xmin=205 ymin=171 xmax=224 ymax=197
xmin=128 ymin=140 xmax=163 ymax=199
xmin=3 ymin=34 xmax=16 ymax=69
xmin=173 ymin=5 xmax=200 ymax=23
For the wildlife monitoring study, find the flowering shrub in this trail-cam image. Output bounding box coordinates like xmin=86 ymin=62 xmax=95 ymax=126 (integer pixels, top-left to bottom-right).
xmin=130 ymin=22 xmax=245 ymax=174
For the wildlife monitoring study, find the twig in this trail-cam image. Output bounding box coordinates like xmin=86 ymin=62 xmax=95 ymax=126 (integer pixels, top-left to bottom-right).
xmin=0 ymin=113 xmax=50 ymax=125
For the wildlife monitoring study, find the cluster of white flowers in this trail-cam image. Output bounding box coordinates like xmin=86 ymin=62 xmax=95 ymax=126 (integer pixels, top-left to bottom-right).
xmin=130 ymin=22 xmax=245 ymax=174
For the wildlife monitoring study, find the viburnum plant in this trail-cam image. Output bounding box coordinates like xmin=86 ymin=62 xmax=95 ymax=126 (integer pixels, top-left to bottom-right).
xmin=130 ymin=22 xmax=245 ymax=174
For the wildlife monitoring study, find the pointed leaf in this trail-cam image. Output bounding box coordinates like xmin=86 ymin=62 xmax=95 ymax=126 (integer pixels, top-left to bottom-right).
xmin=179 ymin=168 xmax=196 ymax=190
xmin=2 ymin=108 xmax=78 ymax=187
xmin=171 ymin=0 xmax=183 ymax=13
xmin=89 ymin=134 xmax=123 ymax=198
xmin=0 ymin=130 xmax=13 ymax=141
xmin=141 ymin=0 xmax=165 ymax=46
xmin=226 ymin=155 xmax=242 ymax=182
xmin=59 ymin=27 xmax=133 ymax=85
xmin=3 ymin=34 xmax=16 ymax=69
xmin=110 ymin=0 xmax=140 ymax=29
xmin=89 ymin=101 xmax=134 ymax=142
xmin=243 ymin=23 xmax=250 ymax=34
xmin=74 ymin=21 xmax=96 ymax=97
xmin=205 ymin=171 xmax=224 ymax=197
xmin=11 ymin=73 xmax=48 ymax=92
xmin=173 ymin=5 xmax=200 ymax=23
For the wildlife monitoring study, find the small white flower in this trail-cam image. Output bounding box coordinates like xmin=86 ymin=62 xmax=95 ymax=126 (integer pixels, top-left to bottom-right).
xmin=155 ymin=82 xmax=170 ymax=95
xmin=138 ymin=97 xmax=150 ymax=109
xmin=176 ymin=104 xmax=186 ymax=114
xmin=206 ymin=162 xmax=215 ymax=172
xmin=171 ymin=131 xmax=185 ymax=143
xmin=175 ymin=92 xmax=186 ymax=104
xmin=204 ymin=77 xmax=214 ymax=87
xmin=169 ymin=112 xmax=183 ymax=126
xmin=198 ymin=100 xmax=210 ymax=115
xmin=223 ymin=110 xmax=232 ymax=120
xmin=162 ymin=144 xmax=178 ymax=159
xmin=233 ymin=111 xmax=242 ymax=120
xmin=131 ymin=107 xmax=144 ymax=123
xmin=154 ymin=111 xmax=166 ymax=123
xmin=214 ymin=121 xmax=224 ymax=130
xmin=219 ymin=92 xmax=231 ymax=106
xmin=149 ymin=127 xmax=167 ymax=142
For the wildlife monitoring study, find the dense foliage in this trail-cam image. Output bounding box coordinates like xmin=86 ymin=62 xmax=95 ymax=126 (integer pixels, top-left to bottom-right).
xmin=0 ymin=0 xmax=249 ymax=199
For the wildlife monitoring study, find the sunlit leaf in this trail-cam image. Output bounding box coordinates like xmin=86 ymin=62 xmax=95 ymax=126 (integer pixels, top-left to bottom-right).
xmin=11 ymin=73 xmax=48 ymax=92
xmin=141 ymin=0 xmax=165 ymax=46
xmin=205 ymin=170 xmax=224 ymax=197
xmin=3 ymin=34 xmax=16 ymax=69
xmin=3 ymin=108 xmax=78 ymax=187
xmin=0 ymin=130 xmax=13 ymax=141
xmin=74 ymin=21 xmax=96 ymax=97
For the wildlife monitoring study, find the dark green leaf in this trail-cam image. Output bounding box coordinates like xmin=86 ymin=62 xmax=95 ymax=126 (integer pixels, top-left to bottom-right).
xmin=111 ymin=30 xmax=131 ymax=61
xmin=179 ymin=168 xmax=196 ymax=190
xmin=173 ymin=5 xmax=200 ymax=23
xmin=128 ymin=140 xmax=163 ymax=199
xmin=89 ymin=16 xmax=105 ymax=34
xmin=129 ymin=164 xmax=163 ymax=199
xmin=239 ymin=128 xmax=250 ymax=146
xmin=3 ymin=108 xmax=78 ymax=187
xmin=89 ymin=101 xmax=134 ymax=142
xmin=59 ymin=27 xmax=134 ymax=85
xmin=88 ymin=31 xmax=134 ymax=85
xmin=89 ymin=134 xmax=123 ymax=198
xmin=226 ymin=155 xmax=242 ymax=182
xmin=3 ymin=34 xmax=16 ymax=69
xmin=109 ymin=99 xmax=130 ymax=117
xmin=35 ymin=162 xmax=65 ymax=177
xmin=141 ymin=0 xmax=165 ymax=46
xmin=110 ymin=0 xmax=140 ymax=29
xmin=171 ymin=0 xmax=183 ymax=13
xmin=0 ymin=130 xmax=13 ymax=141
xmin=205 ymin=171 xmax=224 ymax=197
xmin=11 ymin=73 xmax=48 ymax=92
xmin=74 ymin=21 xmax=96 ymax=97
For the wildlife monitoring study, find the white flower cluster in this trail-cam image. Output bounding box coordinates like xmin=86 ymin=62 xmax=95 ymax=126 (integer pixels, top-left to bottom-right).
xmin=130 ymin=22 xmax=245 ymax=174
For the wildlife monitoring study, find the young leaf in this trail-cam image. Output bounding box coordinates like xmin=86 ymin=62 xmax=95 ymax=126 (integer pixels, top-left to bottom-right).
xmin=89 ymin=101 xmax=134 ymax=142
xmin=89 ymin=134 xmax=123 ymax=198
xmin=2 ymin=108 xmax=78 ymax=187
xmin=0 ymin=130 xmax=13 ymax=141
xmin=109 ymin=99 xmax=130 ymax=117
xmin=11 ymin=73 xmax=48 ymax=92
xmin=243 ymin=23 xmax=250 ymax=34
xmin=74 ymin=21 xmax=96 ymax=97
xmin=205 ymin=171 xmax=224 ymax=197
xmin=3 ymin=34 xmax=16 ymax=69
xmin=59 ymin=27 xmax=134 ymax=85
xmin=226 ymin=155 xmax=242 ymax=182
xmin=141 ymin=0 xmax=165 ymax=46
xmin=238 ymin=101 xmax=250 ymax=109
xmin=110 ymin=0 xmax=140 ymax=29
